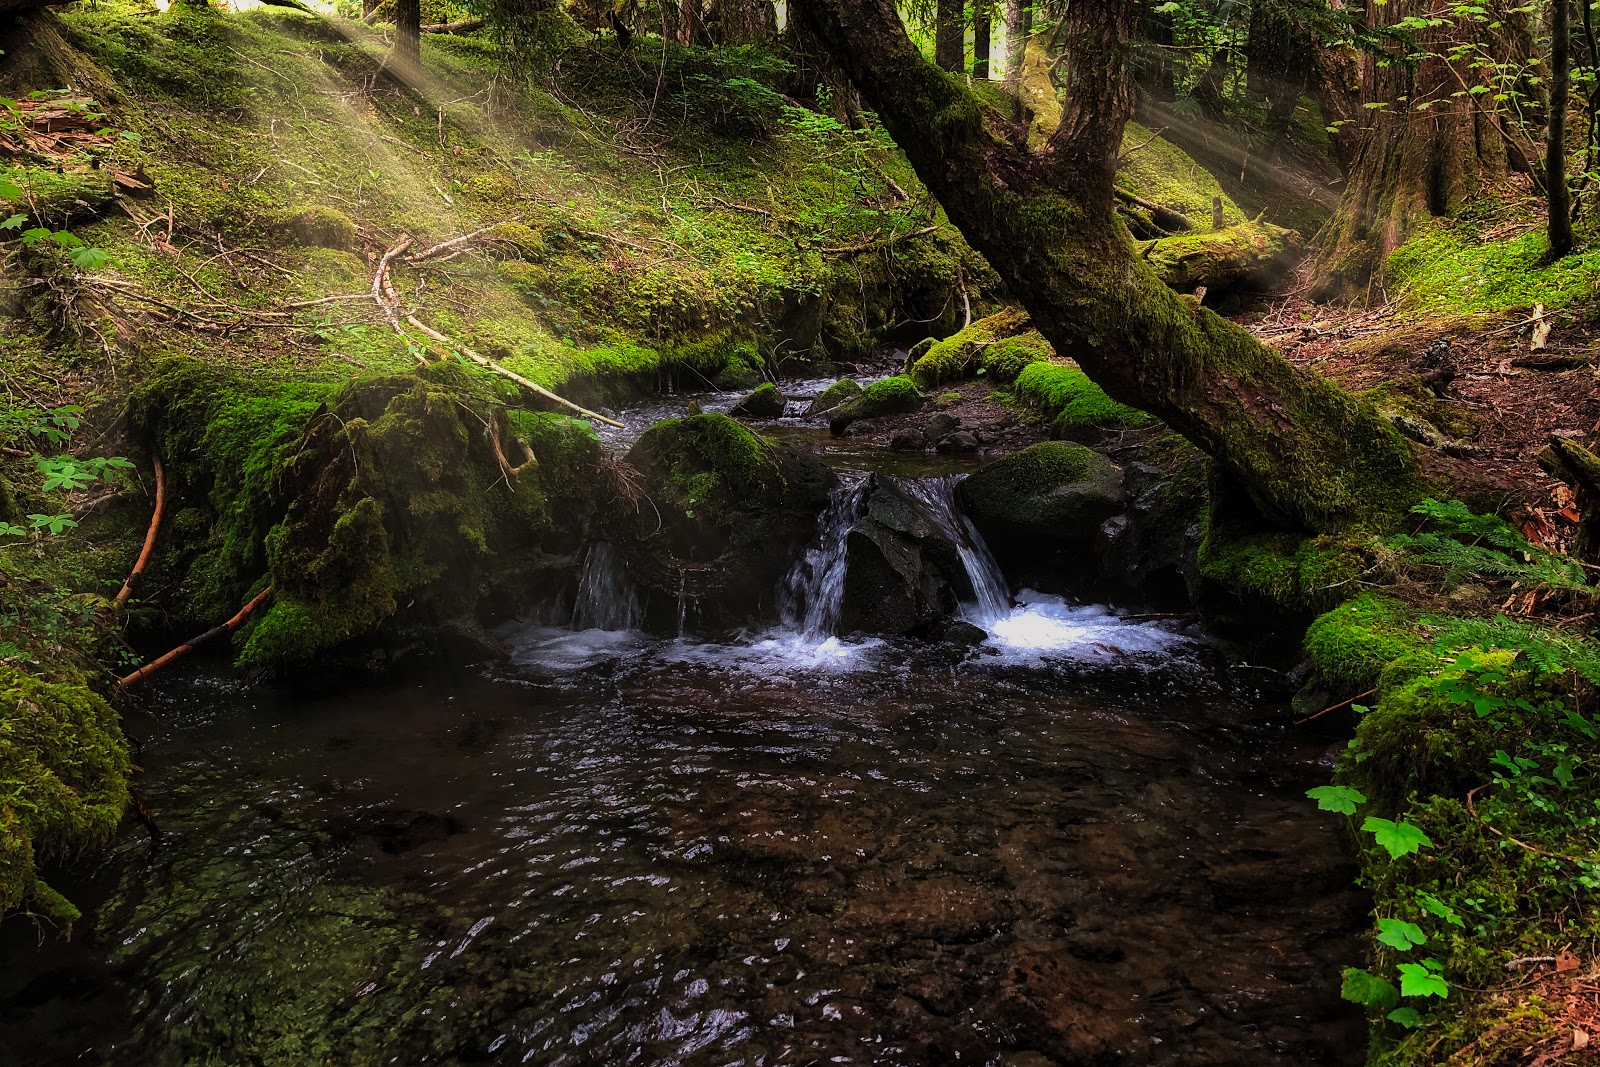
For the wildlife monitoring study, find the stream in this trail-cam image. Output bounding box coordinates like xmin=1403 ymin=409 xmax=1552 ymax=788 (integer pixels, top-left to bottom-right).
xmin=0 ymin=375 xmax=1368 ymax=1066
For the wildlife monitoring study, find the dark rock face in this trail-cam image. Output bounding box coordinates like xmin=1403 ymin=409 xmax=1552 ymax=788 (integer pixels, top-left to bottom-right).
xmin=840 ymin=476 xmax=966 ymax=635
xmin=621 ymin=413 xmax=835 ymax=623
xmin=960 ymin=442 xmax=1125 ymax=548
xmin=922 ymin=412 xmax=960 ymax=445
xmin=936 ymin=430 xmax=979 ymax=453
xmin=728 ymin=382 xmax=787 ymax=419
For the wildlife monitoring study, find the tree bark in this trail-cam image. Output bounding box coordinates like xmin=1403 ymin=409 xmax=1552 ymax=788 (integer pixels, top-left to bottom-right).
xmin=705 ymin=0 xmax=777 ymax=45
xmin=791 ymin=0 xmax=1420 ymax=534
xmin=1136 ymin=9 xmax=1175 ymax=103
xmin=973 ymin=1 xmax=992 ymax=80
xmin=1549 ymin=0 xmax=1574 ymax=259
xmin=1247 ymin=2 xmax=1313 ymax=162
xmin=1003 ymin=0 xmax=1031 ymax=112
xmin=935 ymin=0 xmax=964 ymax=72
xmin=392 ymin=0 xmax=421 ymax=80
xmin=1312 ymin=0 xmax=1535 ymax=298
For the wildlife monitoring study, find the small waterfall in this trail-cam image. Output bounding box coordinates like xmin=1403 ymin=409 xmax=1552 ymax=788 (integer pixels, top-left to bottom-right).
xmin=779 ymin=474 xmax=869 ymax=640
xmin=571 ymin=542 xmax=644 ymax=632
xmin=894 ymin=475 xmax=1012 ymax=628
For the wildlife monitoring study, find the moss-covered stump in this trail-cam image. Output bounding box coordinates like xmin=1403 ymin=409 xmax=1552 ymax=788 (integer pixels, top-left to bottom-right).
xmin=0 ymin=666 xmax=130 ymax=926
xmin=621 ymin=413 xmax=834 ymax=619
xmin=728 ymin=382 xmax=786 ymax=419
xmin=907 ymin=307 xmax=1033 ymax=389
xmin=807 ymin=378 xmax=862 ymax=415
xmin=1145 ymin=221 xmax=1303 ymax=301
xmin=958 ymin=443 xmax=1125 ymax=555
xmin=1010 ymin=362 xmax=1156 ymax=443
xmin=829 ymin=376 xmax=923 ymax=436
xmin=132 ymin=360 xmax=605 ymax=668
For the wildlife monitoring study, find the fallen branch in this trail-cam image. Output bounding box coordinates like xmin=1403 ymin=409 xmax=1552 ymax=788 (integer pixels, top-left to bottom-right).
xmin=118 ymin=585 xmax=274 ymax=688
xmin=818 ymin=225 xmax=939 ymax=258
xmin=371 ymin=235 xmax=414 ymax=336
xmin=421 ymin=17 xmax=483 ymax=33
xmin=114 ymin=456 xmax=165 ymax=606
xmin=406 ymin=222 xmax=504 ymax=263
xmin=1295 ymin=687 xmax=1377 ymax=725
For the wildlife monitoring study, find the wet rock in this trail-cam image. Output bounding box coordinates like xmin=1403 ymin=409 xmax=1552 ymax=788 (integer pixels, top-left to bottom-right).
xmin=937 ymin=619 xmax=989 ymax=646
xmin=922 ymin=411 xmax=960 ymax=445
xmin=621 ymin=413 xmax=835 ymax=621
xmin=829 ymin=375 xmax=922 ymax=436
xmin=728 ymin=381 xmax=786 ymax=419
xmin=959 ymin=442 xmax=1125 ymax=549
xmin=808 ymin=377 xmax=862 ymax=415
xmin=890 ymin=430 xmax=925 ymax=452
xmin=996 ymin=942 xmax=1145 ymax=1063
xmin=840 ymin=476 xmax=966 ymax=635
xmin=936 ymin=430 xmax=980 ymax=454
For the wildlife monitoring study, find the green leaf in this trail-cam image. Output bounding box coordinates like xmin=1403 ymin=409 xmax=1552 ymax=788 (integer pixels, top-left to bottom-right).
xmin=1554 ymin=756 xmax=1576 ymax=788
xmin=0 ymin=521 xmax=26 ymax=538
xmin=1386 ymin=1007 xmax=1424 ymax=1028
xmin=26 ymin=513 xmax=77 ymax=535
xmin=1397 ymin=961 xmax=1449 ymax=999
xmin=1363 ymin=817 xmax=1433 ymax=859
xmin=0 ymin=179 xmax=19 ymax=200
xmin=1341 ymin=967 xmax=1400 ymax=1009
xmin=67 ymin=246 xmax=110 ymax=270
xmin=1308 ymin=785 xmax=1368 ymax=815
xmin=0 ymin=213 xmax=26 ymax=230
xmin=1376 ymin=918 xmax=1428 ymax=951
xmin=1417 ymin=892 xmax=1465 ymax=928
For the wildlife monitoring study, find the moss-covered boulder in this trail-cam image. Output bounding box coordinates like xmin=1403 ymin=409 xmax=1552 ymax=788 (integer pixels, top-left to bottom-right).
xmin=0 ymin=667 xmax=130 ymax=925
xmin=1010 ymin=363 xmax=1155 ymax=442
xmin=959 ymin=443 xmax=1125 ymax=551
xmin=279 ymin=205 xmax=358 ymax=250
xmin=908 ymin=307 xmax=1033 ymax=389
xmin=808 ymin=378 xmax=862 ymax=415
xmin=728 ymin=382 xmax=786 ymax=419
xmin=131 ymin=361 xmax=605 ymax=668
xmin=829 ymin=376 xmax=923 ymax=436
xmin=622 ymin=413 xmax=834 ymax=618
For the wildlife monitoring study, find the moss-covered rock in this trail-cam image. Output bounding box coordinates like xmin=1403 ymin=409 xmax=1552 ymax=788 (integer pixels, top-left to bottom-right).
xmin=808 ymin=378 xmax=862 ymax=415
xmin=958 ymin=443 xmax=1125 ymax=550
xmin=621 ymin=413 xmax=834 ymax=617
xmin=728 ymin=381 xmax=786 ymax=419
xmin=907 ymin=307 xmax=1032 ymax=389
xmin=0 ymin=666 xmax=130 ymax=926
xmin=829 ymin=375 xmax=922 ymax=435
xmin=1010 ymin=362 xmax=1155 ymax=442
xmin=278 ymin=205 xmax=358 ymax=250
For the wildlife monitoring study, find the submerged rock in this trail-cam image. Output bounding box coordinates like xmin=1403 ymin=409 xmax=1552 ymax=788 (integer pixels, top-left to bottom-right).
xmin=728 ymin=381 xmax=786 ymax=419
xmin=889 ymin=430 xmax=924 ymax=452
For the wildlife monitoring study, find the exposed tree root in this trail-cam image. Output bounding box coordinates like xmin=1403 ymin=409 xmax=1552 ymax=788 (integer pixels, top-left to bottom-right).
xmin=113 ymin=456 xmax=164 ymax=606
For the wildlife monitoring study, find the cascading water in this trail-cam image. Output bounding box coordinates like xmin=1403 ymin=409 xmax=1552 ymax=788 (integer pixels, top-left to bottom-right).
xmin=893 ymin=474 xmax=1013 ymax=627
xmin=571 ymin=542 xmax=644 ymax=632
xmin=778 ymin=474 xmax=869 ymax=640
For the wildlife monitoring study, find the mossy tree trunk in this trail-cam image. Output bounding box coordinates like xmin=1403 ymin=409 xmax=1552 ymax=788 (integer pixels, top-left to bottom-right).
xmin=973 ymin=1 xmax=992 ymax=80
xmin=1311 ymin=0 xmax=1535 ymax=298
xmin=935 ymin=0 xmax=963 ymax=72
xmin=792 ymin=0 xmax=1421 ymax=534
xmin=1003 ymin=0 xmax=1031 ymax=115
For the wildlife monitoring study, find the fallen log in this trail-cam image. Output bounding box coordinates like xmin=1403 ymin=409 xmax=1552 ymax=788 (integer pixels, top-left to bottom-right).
xmin=422 ymin=18 xmax=484 ymax=34
xmin=118 ymin=585 xmax=274 ymax=688
xmin=1142 ymin=220 xmax=1303 ymax=300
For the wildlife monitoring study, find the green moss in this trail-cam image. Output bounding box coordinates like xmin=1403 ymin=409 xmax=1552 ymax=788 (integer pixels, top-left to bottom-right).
xmin=278 ymin=205 xmax=358 ymax=250
xmin=958 ymin=441 xmax=1124 ymax=539
xmin=1388 ymin=224 xmax=1600 ymax=317
xmin=1302 ymin=593 xmax=1431 ymax=692
xmin=728 ymin=381 xmax=785 ymax=419
xmin=908 ymin=307 xmax=1031 ymax=388
xmin=0 ymin=666 xmax=130 ymax=926
xmin=1116 ymin=121 xmax=1245 ymax=229
xmin=809 ymin=378 xmax=862 ymax=414
xmin=1010 ymin=362 xmax=1155 ymax=440
xmin=1199 ymin=531 xmax=1370 ymax=616
xmin=828 ymin=375 xmax=923 ymax=434
xmin=982 ymin=334 xmax=1052 ymax=383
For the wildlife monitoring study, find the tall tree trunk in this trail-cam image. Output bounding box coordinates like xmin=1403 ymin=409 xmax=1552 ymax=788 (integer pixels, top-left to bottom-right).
xmin=1137 ymin=10 xmax=1175 ymax=103
xmin=1247 ymin=2 xmax=1313 ymax=162
xmin=791 ymin=0 xmax=1421 ymax=534
xmin=392 ymin=0 xmax=422 ymax=80
xmin=1549 ymin=0 xmax=1574 ymax=259
xmin=1312 ymin=0 xmax=1535 ymax=298
xmin=705 ymin=0 xmax=777 ymax=45
xmin=973 ymin=1 xmax=992 ymax=79
xmin=1003 ymin=0 xmax=1031 ymax=116
xmin=935 ymin=0 xmax=964 ymax=72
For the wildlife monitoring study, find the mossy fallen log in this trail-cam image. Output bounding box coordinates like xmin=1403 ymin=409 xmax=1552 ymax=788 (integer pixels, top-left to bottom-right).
xmin=1143 ymin=221 xmax=1303 ymax=299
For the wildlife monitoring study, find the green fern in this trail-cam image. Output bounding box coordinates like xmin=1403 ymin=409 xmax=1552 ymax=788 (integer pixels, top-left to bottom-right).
xmin=1388 ymin=499 xmax=1591 ymax=595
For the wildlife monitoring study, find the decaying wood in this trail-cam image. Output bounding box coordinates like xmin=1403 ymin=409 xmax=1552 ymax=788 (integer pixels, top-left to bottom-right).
xmin=114 ymin=456 xmax=165 ymax=606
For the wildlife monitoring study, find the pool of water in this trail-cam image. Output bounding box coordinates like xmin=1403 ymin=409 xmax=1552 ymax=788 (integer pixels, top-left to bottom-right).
xmin=0 ymin=618 xmax=1366 ymax=1066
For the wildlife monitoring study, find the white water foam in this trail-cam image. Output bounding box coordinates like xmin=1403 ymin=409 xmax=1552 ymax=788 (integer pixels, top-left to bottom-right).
xmin=980 ymin=589 xmax=1191 ymax=665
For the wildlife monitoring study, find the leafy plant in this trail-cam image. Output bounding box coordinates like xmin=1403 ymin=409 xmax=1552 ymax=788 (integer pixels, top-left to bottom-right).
xmin=1388 ymin=498 xmax=1591 ymax=595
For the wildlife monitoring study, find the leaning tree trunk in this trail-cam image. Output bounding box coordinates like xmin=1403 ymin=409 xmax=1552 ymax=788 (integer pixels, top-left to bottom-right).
xmin=935 ymin=0 xmax=964 ymax=72
xmin=1311 ymin=0 xmax=1535 ymax=299
xmin=791 ymin=0 xmax=1420 ymax=535
xmin=392 ymin=0 xmax=422 ymax=80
